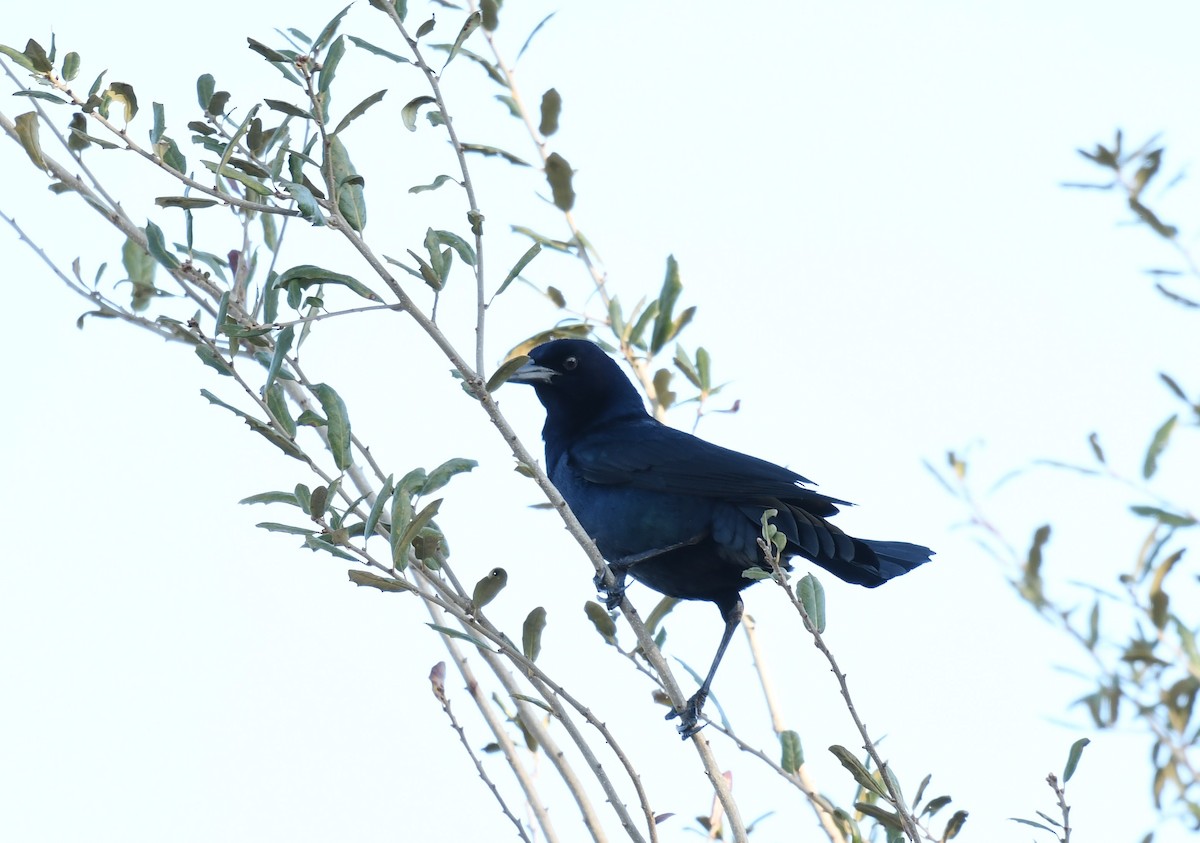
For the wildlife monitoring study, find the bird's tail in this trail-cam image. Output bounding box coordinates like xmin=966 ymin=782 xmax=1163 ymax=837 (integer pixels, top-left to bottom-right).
xmin=848 ymin=539 xmax=934 ymax=587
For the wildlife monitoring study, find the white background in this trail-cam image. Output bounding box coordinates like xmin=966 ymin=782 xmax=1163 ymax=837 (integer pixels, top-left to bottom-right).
xmin=3 ymin=2 xmax=1199 ymax=841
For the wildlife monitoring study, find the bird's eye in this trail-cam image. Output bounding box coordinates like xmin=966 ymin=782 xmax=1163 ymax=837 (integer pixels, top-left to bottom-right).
xmin=562 ymin=356 xmax=578 ymax=371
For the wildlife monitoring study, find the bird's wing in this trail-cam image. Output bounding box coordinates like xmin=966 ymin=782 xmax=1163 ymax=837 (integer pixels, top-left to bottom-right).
xmin=568 ymin=417 xmax=849 ymax=516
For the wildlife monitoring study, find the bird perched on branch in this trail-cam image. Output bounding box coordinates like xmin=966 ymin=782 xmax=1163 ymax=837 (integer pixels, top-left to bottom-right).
xmin=511 ymin=338 xmax=932 ymax=737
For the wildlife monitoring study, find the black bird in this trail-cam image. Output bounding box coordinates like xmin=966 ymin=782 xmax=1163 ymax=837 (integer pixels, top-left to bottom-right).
xmin=511 ymin=339 xmax=932 ymax=737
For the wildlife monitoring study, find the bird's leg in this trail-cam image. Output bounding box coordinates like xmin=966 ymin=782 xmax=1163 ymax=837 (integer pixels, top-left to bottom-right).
xmin=594 ymin=563 xmax=630 ymax=611
xmin=666 ymin=596 xmax=744 ymax=738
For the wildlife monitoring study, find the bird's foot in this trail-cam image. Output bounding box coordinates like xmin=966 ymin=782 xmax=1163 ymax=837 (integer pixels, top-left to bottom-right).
xmin=594 ymin=566 xmax=628 ymax=611
xmin=665 ymin=691 xmax=708 ymax=739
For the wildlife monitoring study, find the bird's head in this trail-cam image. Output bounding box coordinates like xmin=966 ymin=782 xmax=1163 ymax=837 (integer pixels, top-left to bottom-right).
xmin=510 ymin=339 xmax=648 ymax=436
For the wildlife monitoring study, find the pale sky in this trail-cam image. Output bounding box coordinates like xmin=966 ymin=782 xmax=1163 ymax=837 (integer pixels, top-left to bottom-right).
xmin=3 ymin=2 xmax=1199 ymax=842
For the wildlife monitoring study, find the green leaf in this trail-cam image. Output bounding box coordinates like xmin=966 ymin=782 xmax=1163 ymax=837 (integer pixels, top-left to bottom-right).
xmin=415 ymin=16 xmax=436 ymax=38
xmin=282 ymin=181 xmax=325 ymax=225
xmin=481 ymin=0 xmax=500 ymax=31
xmin=200 ymin=389 xmax=306 ymax=461
xmin=196 ymin=73 xmax=215 ymax=110
xmin=486 ymin=355 xmax=530 ymax=392
xmin=61 ymin=51 xmax=80 ymax=81
xmin=829 ymin=745 xmax=889 ymax=799
xmin=854 ymin=803 xmax=902 ymax=830
xmin=309 ymin=485 xmax=329 ymax=519
xmin=471 ymin=566 xmax=508 ymax=610
xmin=651 ymin=255 xmax=682 ymax=354
xmin=516 ymin=12 xmax=555 ymax=62
xmin=461 ymin=143 xmax=530 ymax=166
xmin=200 ymin=160 xmax=272 ymax=196
xmin=943 ymin=810 xmax=968 ymax=839
xmin=348 ymin=569 xmax=415 ymax=593
xmin=443 ymin=11 xmax=482 ymax=70
xmin=363 ymin=475 xmax=394 ymax=543
xmin=21 ymin=39 xmax=53 ymax=72
xmin=1062 ymin=737 xmax=1090 ymax=783
xmin=798 ymin=574 xmax=826 ymax=633
xmin=1021 ymin=524 xmax=1051 ymax=605
xmin=643 ymin=596 xmax=679 ymax=639
xmin=522 ymin=606 xmax=547 ymax=662
xmin=315 ymin=382 xmax=352 ymax=471
xmin=239 ymin=491 xmax=299 ymax=506
xmin=143 ymin=220 xmax=180 ymax=270
xmin=781 ymin=730 xmax=804 ymax=773
xmin=105 ymin=82 xmax=138 ymax=123
xmin=155 ymin=197 xmax=218 ymax=209
xmin=256 ymin=521 xmax=316 ymax=536
xmin=422 ymin=457 xmax=478 ymax=494
xmin=741 ymin=567 xmax=773 ymax=581
xmin=921 ymin=795 xmax=952 ymax=818
xmin=544 ymin=152 xmax=574 ymax=211
xmin=1130 ymin=505 xmax=1197 ymax=528
xmin=431 ymin=228 xmax=476 ymax=265
xmin=401 ymin=95 xmax=437 ymax=131
xmin=584 ymin=601 xmax=617 ymax=645
xmin=510 ymin=225 xmax=572 ymax=251
xmin=304 ymin=533 xmax=356 ymax=561
xmin=265 ymin=382 xmax=296 ymax=438
xmin=265 ymin=324 xmax=294 ymax=392
xmin=276 ymin=264 xmax=378 ymax=302
xmin=333 ymin=88 xmax=387 ymax=135
xmin=13 ymin=90 xmax=69 ymax=104
xmin=1143 ymin=414 xmax=1177 ymax=479
xmin=409 ymin=174 xmax=459 ymax=194
xmin=328 ymin=135 xmax=366 ymax=231
xmin=317 ymin=35 xmax=345 ymax=103
xmin=0 ymin=43 xmax=37 ymax=72
xmin=538 ymin=88 xmax=561 ymax=136
xmin=122 ymin=236 xmax=156 ymax=311
xmin=346 ymin=35 xmax=410 ymax=64
xmin=315 ymin=4 xmax=353 ymax=49
xmin=13 ymin=112 xmax=47 ymax=171
xmin=195 ymin=344 xmax=233 ymax=376
xmin=393 ymin=498 xmax=442 ymax=568
xmin=426 ymin=623 xmax=491 ymax=650
xmin=246 ymin=38 xmax=289 ymax=64
xmin=494 ymin=242 xmax=542 ymax=297
xmin=265 ymin=98 xmax=314 ymax=119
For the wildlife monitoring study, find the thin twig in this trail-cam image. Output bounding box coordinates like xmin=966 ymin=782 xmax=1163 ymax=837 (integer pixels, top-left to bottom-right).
xmin=427 ymin=658 xmax=535 ymax=843
xmin=760 ymin=540 xmax=921 ymax=842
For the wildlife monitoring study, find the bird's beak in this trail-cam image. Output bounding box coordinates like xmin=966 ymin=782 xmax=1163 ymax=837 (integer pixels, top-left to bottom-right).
xmin=508 ymin=361 xmax=557 ymax=384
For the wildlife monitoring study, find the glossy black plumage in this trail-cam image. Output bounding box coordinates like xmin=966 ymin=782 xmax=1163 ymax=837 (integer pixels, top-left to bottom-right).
xmin=512 ymin=339 xmax=932 ymax=736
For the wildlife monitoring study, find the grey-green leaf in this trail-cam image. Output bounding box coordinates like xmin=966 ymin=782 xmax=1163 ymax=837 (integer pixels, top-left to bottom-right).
xmin=544 ymin=152 xmax=574 ymax=211
xmin=1143 ymin=414 xmax=1177 ymax=479
xmin=584 ymin=601 xmax=617 ymax=645
xmin=443 ymin=11 xmax=482 ymax=70
xmin=14 ymin=112 xmax=47 ymax=171
xmin=401 ymin=95 xmax=437 ymax=131
xmin=363 ymin=475 xmax=394 ymax=543
xmin=523 ymin=606 xmax=547 ymax=662
xmin=422 ymin=457 xmax=478 ymax=494
xmin=781 ymin=730 xmax=804 ymax=773
xmin=328 ymin=135 xmax=366 ymax=231
xmin=1062 ymin=737 xmax=1090 ymax=783
xmin=315 ymin=382 xmax=352 ymax=470
xmin=829 ymin=745 xmax=889 ymax=800
xmin=494 ymin=242 xmax=542 ymax=297
xmin=486 ymin=355 xmax=530 ymax=392
xmin=333 ymin=88 xmax=387 ymax=135
xmin=539 ymin=88 xmax=561 ymax=136
xmin=348 ymin=569 xmax=415 ymax=593
xmin=798 ymin=574 xmax=826 ymax=633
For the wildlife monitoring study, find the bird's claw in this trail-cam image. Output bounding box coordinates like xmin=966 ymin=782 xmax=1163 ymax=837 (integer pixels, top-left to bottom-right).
xmin=594 ymin=567 xmax=628 ymax=611
xmin=665 ymin=692 xmax=707 ymax=739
